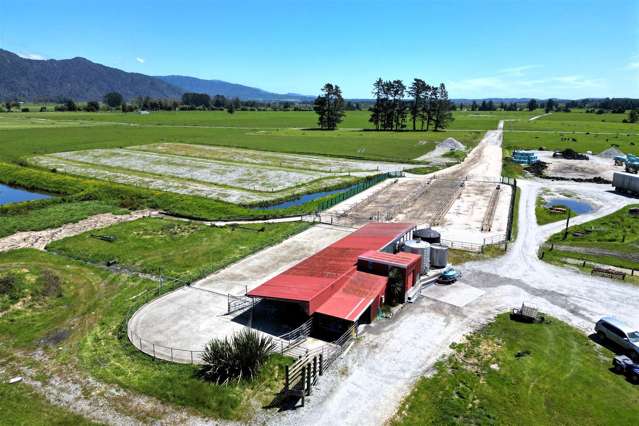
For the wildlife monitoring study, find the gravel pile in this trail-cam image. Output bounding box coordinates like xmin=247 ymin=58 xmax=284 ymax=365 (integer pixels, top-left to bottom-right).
xmin=598 ymin=147 xmax=624 ymax=158
xmin=438 ymin=137 xmax=466 ymax=151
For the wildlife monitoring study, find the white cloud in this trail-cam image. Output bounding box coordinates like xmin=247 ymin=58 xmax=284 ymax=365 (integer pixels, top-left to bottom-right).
xmin=498 ymin=65 xmax=542 ymax=77
xmin=625 ymin=61 xmax=639 ymax=70
xmin=17 ymin=52 xmax=45 ymax=60
xmin=136 ymin=57 xmax=145 ymax=64
xmin=448 ymin=70 xmax=606 ymax=98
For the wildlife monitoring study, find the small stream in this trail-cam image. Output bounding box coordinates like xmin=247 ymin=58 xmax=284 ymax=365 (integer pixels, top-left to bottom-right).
xmin=545 ymin=197 xmax=593 ymax=214
xmin=0 ymin=183 xmax=51 ymax=206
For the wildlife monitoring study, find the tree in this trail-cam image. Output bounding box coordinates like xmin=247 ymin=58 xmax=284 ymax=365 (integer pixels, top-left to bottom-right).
xmin=628 ymin=109 xmax=639 ymax=123
xmin=103 ymin=92 xmax=123 ymax=108
xmin=527 ymin=98 xmax=538 ymax=111
xmin=226 ymin=103 xmax=236 ymax=114
xmin=408 ymin=78 xmax=427 ymax=131
xmin=86 ymin=100 xmax=100 ymax=112
xmin=369 ymin=78 xmax=385 ymax=131
xmin=313 ymin=83 xmax=345 ymax=130
xmin=433 ymin=83 xmax=454 ymax=131
xmin=545 ymin=98 xmax=555 ymax=113
xmin=64 ymin=99 xmax=77 ymax=112
xmin=182 ymin=92 xmax=211 ymax=108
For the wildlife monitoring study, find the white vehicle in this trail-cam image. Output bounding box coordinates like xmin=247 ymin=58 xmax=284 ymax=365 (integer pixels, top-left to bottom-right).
xmin=595 ymin=316 xmax=639 ymax=360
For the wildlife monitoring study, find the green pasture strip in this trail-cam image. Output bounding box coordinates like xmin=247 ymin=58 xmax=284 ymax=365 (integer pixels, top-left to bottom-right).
xmin=3 ymin=109 xmax=502 ymax=131
xmin=503 ymin=130 xmax=639 ymax=156
xmin=47 ymin=217 xmax=310 ymax=282
xmin=0 ymin=200 xmax=128 ymax=238
xmin=392 ymin=313 xmax=639 ymax=426
xmin=0 ymin=249 xmax=292 ymax=421
xmin=509 ymin=111 xmax=639 ymax=133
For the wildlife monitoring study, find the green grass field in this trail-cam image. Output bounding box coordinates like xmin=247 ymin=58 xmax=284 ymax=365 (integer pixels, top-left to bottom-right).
xmin=542 ymin=204 xmax=639 ymax=271
xmin=4 ymin=109 xmax=504 ymax=131
xmin=0 ymin=240 xmax=300 ymax=422
xmin=508 ymin=111 xmax=639 ymax=133
xmin=47 ymin=217 xmax=310 ymax=281
xmin=392 ymin=313 xmax=639 ymax=425
xmin=503 ymin=130 xmax=639 ymax=156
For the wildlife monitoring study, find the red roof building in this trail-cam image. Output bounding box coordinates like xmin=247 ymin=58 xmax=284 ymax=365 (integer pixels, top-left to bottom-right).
xmin=248 ymin=223 xmax=419 ymax=323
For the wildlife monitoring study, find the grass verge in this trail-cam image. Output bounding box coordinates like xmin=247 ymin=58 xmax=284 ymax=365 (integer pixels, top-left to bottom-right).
xmin=392 ymin=313 xmax=639 ymax=425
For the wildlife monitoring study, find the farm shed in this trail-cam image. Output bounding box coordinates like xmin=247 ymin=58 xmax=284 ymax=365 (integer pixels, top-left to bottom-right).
xmin=247 ymin=223 xmax=418 ymax=325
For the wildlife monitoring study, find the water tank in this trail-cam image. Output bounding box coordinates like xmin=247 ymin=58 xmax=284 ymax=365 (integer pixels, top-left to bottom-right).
xmin=430 ymin=244 xmax=449 ymax=269
xmin=413 ymin=227 xmax=441 ymax=244
xmin=402 ymin=239 xmax=430 ymax=273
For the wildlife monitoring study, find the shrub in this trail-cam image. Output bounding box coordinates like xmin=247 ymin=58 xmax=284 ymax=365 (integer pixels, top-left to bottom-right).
xmin=199 ymin=329 xmax=276 ymax=384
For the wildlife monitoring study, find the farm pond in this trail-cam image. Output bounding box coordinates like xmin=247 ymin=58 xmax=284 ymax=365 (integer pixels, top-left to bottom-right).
xmin=545 ymin=197 xmax=593 ymax=214
xmin=0 ymin=183 xmax=51 ymax=206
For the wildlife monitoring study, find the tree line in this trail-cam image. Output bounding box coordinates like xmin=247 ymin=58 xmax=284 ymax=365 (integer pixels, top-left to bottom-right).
xmin=312 ymin=78 xmax=454 ymax=131
xmin=370 ymin=78 xmax=453 ymax=131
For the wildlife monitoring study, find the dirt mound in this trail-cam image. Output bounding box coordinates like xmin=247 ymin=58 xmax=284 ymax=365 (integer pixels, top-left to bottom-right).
xmin=438 ymin=138 xmax=465 ymax=151
xmin=598 ymin=147 xmax=624 ymax=159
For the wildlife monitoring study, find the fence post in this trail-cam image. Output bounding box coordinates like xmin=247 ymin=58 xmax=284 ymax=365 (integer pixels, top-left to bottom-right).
xmin=152 ymin=344 xmax=156 ymax=360
xmin=313 ymin=356 xmax=317 ymax=382
xmin=285 ymin=365 xmax=289 ymax=391
xmin=191 ymin=351 xmax=194 ymax=364
xmin=170 ymin=347 xmax=173 ymax=362
xmin=319 ymin=353 xmax=324 ymax=376
xmin=306 ymin=363 xmax=312 ymax=395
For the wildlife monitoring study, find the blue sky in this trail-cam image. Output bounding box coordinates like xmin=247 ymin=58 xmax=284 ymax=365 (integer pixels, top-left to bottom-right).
xmin=1 ymin=0 xmax=638 ymax=99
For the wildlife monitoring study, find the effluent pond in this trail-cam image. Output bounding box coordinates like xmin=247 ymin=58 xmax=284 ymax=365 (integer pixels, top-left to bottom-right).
xmin=0 ymin=184 xmax=51 ymax=206
xmin=545 ymin=197 xmax=593 ymax=215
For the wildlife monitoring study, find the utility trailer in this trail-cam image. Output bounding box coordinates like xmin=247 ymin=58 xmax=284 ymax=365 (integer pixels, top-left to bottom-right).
xmin=613 ymin=172 xmax=639 ymax=195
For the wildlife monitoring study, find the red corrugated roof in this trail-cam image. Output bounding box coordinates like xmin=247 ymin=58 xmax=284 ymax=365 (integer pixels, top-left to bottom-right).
xmin=358 ymin=250 xmax=421 ymax=268
xmin=315 ymin=270 xmax=388 ymax=321
xmin=247 ymin=223 xmax=415 ymax=313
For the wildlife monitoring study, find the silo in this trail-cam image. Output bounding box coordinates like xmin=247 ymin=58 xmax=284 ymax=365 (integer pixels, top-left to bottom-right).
xmin=402 ymin=239 xmax=430 ymax=273
xmin=413 ymin=227 xmax=441 ymax=244
xmin=430 ymin=244 xmax=449 ymax=269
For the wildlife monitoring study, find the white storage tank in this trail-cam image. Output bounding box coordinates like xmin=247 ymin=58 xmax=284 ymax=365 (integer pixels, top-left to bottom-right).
xmin=430 ymin=244 xmax=449 ymax=269
xmin=402 ymin=239 xmax=430 ymax=273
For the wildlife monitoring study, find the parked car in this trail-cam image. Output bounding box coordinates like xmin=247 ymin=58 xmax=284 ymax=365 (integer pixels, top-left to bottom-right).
xmin=595 ymin=316 xmax=639 ymax=360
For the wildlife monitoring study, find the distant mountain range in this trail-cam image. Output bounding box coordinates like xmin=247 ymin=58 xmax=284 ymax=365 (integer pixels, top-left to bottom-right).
xmin=156 ymin=75 xmax=313 ymax=102
xmin=0 ymin=49 xmax=313 ymax=102
xmin=0 ymin=49 xmax=182 ymax=101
